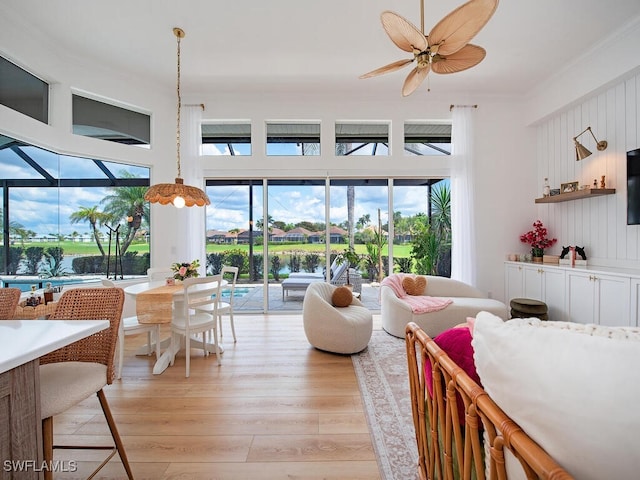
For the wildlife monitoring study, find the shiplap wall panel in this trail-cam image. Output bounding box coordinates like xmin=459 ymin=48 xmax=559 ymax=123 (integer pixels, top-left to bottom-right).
xmin=538 ymin=71 xmax=640 ymax=268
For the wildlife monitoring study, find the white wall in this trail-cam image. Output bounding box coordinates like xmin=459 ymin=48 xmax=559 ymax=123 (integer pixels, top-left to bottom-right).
xmin=0 ymin=8 xmax=535 ymax=304
xmin=531 ymin=72 xmax=640 ymax=269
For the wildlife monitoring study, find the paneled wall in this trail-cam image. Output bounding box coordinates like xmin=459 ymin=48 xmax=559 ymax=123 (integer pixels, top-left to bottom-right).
xmin=536 ymin=72 xmax=640 ymax=268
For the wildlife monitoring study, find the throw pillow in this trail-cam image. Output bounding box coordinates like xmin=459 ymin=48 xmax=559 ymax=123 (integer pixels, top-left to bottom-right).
xmin=472 ymin=311 xmax=640 ymax=479
xmin=331 ymin=286 xmax=353 ymax=308
xmin=425 ymin=326 xmax=479 ymax=425
xmin=402 ymin=275 xmax=427 ymax=296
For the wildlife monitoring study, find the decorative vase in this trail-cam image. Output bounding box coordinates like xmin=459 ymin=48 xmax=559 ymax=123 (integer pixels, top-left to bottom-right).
xmin=532 ymin=248 xmax=544 ymax=263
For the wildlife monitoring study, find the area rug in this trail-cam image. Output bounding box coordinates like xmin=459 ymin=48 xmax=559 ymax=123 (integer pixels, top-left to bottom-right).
xmin=352 ymin=329 xmax=419 ymax=480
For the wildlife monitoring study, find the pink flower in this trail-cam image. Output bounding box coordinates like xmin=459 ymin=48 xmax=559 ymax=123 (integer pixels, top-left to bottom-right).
xmin=520 ymin=220 xmax=557 ymax=250
xmin=179 ymin=266 xmax=188 ymax=276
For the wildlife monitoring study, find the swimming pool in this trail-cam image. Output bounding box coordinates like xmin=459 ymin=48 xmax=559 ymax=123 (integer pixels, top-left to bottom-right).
xmin=219 ymin=287 xmax=253 ymax=298
xmin=0 ymin=275 xmax=102 ymax=292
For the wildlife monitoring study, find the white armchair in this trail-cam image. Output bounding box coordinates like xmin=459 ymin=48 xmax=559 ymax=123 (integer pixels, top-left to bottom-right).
xmin=302 ymin=282 xmax=372 ymax=354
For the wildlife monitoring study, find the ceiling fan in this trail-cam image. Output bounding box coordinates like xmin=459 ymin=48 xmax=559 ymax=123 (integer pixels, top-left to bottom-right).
xmin=360 ymin=0 xmax=499 ymax=97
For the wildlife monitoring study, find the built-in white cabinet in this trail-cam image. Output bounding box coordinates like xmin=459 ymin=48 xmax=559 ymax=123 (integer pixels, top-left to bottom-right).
xmin=504 ymin=262 xmax=525 ymax=301
xmin=565 ymin=270 xmax=630 ymax=326
xmin=504 ymin=263 xmax=566 ymax=321
xmin=504 ymin=262 xmax=638 ymax=326
xmin=631 ymin=278 xmax=640 ymax=328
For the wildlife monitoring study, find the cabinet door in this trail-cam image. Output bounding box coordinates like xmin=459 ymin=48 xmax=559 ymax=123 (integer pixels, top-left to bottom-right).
xmin=631 ymin=279 xmax=640 ymax=327
xmin=504 ymin=263 xmax=524 ymax=302
xmin=595 ymin=274 xmax=630 ymax=327
xmin=522 ymin=265 xmax=543 ymax=301
xmin=542 ymin=267 xmax=566 ymax=322
xmin=566 ymin=271 xmax=596 ymax=324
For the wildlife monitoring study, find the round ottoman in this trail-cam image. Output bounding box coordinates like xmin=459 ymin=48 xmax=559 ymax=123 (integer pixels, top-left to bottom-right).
xmin=510 ymin=298 xmax=549 ymax=320
xmin=302 ymin=282 xmax=373 ymax=354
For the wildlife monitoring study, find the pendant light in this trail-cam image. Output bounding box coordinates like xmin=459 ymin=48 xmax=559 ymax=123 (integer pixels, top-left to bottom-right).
xmin=144 ymin=27 xmax=210 ymax=208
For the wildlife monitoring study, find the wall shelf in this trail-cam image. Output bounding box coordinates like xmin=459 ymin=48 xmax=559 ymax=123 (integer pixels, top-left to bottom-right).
xmin=535 ymin=188 xmax=615 ymax=203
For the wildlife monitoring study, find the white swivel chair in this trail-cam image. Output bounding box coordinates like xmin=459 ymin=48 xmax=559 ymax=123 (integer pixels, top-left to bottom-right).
xmin=218 ymin=265 xmax=239 ymax=342
xmin=102 ymin=279 xmax=161 ymax=379
xmin=171 ymin=275 xmax=223 ymax=377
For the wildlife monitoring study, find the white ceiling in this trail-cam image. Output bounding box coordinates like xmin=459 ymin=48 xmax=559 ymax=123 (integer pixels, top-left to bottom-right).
xmin=4 ymin=0 xmax=640 ymax=99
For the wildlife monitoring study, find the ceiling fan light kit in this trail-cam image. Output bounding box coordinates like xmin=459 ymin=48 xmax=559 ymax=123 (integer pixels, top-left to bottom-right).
xmin=360 ymin=0 xmax=499 ymax=97
xmin=144 ymin=27 xmax=210 ymax=208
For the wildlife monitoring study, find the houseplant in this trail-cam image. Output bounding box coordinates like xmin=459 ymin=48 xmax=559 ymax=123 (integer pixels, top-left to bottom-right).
xmin=520 ymin=220 xmax=557 ymax=262
xmin=171 ymin=259 xmax=200 ymax=281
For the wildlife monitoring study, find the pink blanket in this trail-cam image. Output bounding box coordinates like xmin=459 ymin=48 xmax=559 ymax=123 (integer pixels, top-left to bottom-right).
xmin=381 ymin=274 xmax=452 ymax=314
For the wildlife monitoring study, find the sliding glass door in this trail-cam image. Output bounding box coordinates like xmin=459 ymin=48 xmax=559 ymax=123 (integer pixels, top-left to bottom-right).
xmin=204 ymin=177 xmax=448 ymax=312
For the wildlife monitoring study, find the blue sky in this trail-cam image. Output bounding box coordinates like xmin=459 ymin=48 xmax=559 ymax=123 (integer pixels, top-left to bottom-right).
xmin=4 ymin=140 xmax=442 ymax=237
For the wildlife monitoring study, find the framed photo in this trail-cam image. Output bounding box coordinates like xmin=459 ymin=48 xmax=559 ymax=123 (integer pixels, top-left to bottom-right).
xmin=561 ymin=181 xmax=579 ymax=194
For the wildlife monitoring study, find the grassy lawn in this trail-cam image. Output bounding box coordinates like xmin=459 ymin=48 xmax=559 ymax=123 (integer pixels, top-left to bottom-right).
xmin=10 ymin=240 xmax=150 ymax=256
xmin=13 ymin=240 xmax=412 ymax=258
xmin=204 ymin=243 xmax=412 ymax=258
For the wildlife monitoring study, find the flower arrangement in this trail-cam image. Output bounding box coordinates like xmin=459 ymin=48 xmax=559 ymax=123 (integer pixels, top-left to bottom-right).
xmin=171 ymin=259 xmax=200 ymax=281
xmin=520 ymin=220 xmax=557 ymax=256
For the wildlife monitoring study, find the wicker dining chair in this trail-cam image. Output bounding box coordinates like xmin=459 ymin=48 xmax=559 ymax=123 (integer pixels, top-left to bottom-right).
xmin=0 ymin=287 xmax=21 ymax=319
xmin=39 ymin=287 xmax=134 ymax=480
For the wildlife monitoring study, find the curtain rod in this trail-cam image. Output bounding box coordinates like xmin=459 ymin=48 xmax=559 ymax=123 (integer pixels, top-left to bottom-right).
xmin=184 ymin=103 xmax=205 ymax=111
xmin=450 ymin=104 xmax=478 ymax=111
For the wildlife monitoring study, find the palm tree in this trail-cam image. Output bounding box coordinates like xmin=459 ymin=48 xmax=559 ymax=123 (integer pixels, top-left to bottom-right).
xmin=431 ymin=183 xmax=451 ymax=243
xmin=100 ymin=176 xmax=149 ymax=254
xmin=430 ymin=183 xmax=452 ymax=276
xmin=347 ymin=186 xmax=355 ymax=248
xmin=70 ymin=206 xmax=108 ymax=256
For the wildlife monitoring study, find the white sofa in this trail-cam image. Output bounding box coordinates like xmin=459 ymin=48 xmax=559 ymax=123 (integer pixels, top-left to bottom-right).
xmin=381 ymin=274 xmax=508 ymax=338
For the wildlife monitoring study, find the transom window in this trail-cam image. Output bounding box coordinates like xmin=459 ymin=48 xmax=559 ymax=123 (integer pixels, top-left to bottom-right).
xmin=335 ymin=122 xmax=389 ymax=156
xmin=202 ymin=122 xmax=251 ymax=156
xmin=0 ymin=55 xmax=49 ymax=124
xmin=266 ymin=122 xmax=320 ymax=156
xmin=72 ymin=94 xmax=151 ymax=147
xmin=404 ymin=122 xmax=451 ymax=155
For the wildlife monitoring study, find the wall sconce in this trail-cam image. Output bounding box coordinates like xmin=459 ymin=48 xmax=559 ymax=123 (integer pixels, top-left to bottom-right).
xmin=573 ymin=126 xmax=607 ymax=161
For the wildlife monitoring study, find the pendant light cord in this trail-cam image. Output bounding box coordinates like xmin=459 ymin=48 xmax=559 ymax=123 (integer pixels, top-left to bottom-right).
xmin=175 ymin=28 xmax=182 ymax=179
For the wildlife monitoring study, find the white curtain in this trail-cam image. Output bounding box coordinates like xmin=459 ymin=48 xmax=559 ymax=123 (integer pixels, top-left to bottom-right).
xmin=450 ymin=107 xmax=477 ymax=286
xmin=176 ymin=105 xmax=206 ymax=276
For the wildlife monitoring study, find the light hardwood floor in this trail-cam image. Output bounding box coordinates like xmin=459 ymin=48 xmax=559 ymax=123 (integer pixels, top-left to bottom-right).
xmin=51 ymin=314 xmax=383 ymax=479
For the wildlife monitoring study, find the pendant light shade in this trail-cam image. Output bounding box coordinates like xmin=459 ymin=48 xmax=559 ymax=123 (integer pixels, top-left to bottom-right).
xmin=144 ymin=27 xmax=210 ymax=208
xmin=144 ymin=177 xmax=209 ymax=207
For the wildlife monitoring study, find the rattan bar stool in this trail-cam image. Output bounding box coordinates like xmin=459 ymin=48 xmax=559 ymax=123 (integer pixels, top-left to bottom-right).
xmin=0 ymin=287 xmax=21 ymax=319
xmin=39 ymin=287 xmax=134 ymax=480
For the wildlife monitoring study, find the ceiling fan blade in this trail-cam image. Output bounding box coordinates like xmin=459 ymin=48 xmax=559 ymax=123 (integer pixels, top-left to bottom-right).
xmin=431 ymin=44 xmax=486 ymax=74
xmin=359 ymin=58 xmax=414 ymax=79
xmin=381 ymin=11 xmax=428 ymax=53
xmin=402 ymin=65 xmax=430 ymax=97
xmin=428 ymin=0 xmax=498 ymax=56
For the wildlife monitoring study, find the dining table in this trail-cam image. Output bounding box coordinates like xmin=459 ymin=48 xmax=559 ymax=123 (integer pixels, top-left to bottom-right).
xmin=124 ymin=279 xmax=227 ymax=375
xmin=0 ymin=319 xmax=109 ymax=479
